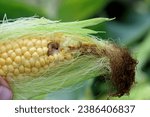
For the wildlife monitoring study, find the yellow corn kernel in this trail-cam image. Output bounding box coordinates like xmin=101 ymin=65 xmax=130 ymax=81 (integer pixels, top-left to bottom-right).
xmin=32 ymin=67 xmax=38 ymax=73
xmin=0 ymin=69 xmax=5 ymax=76
xmin=35 ymin=61 xmax=41 ymax=68
xmin=21 ymin=47 xmax=28 ymax=53
xmin=27 ymin=41 xmax=33 ymax=47
xmin=6 ymin=58 xmax=12 ymax=65
xmin=25 ymin=68 xmax=31 ymax=73
xmin=29 ymin=47 xmax=36 ymax=54
xmin=43 ymin=47 xmax=48 ymax=54
xmin=10 ymin=52 xmax=16 ymax=60
xmin=13 ymin=43 xmax=19 ymax=49
xmin=1 ymin=53 xmax=8 ymax=59
xmin=37 ymin=48 xmax=43 ymax=56
xmin=39 ymin=58 xmax=45 ymax=66
xmin=47 ymin=56 xmax=54 ymax=63
xmin=14 ymin=69 xmax=19 ymax=75
xmin=32 ymin=52 xmax=39 ymax=58
xmin=7 ymin=73 xmax=13 ymax=77
xmin=23 ymin=39 xmax=28 ymax=46
xmin=15 ymin=48 xmax=22 ymax=55
xmin=12 ymin=62 xmax=18 ymax=68
xmin=57 ymin=53 xmax=64 ymax=61
xmin=19 ymin=65 xmax=24 ymax=73
xmin=29 ymin=58 xmax=35 ymax=67
xmin=0 ymin=58 xmax=5 ymax=66
xmin=0 ymin=45 xmax=6 ymax=53
xmin=8 ymin=65 xmax=14 ymax=72
xmin=42 ymin=40 xmax=47 ymax=46
xmin=24 ymin=51 xmax=31 ymax=59
xmin=14 ymin=56 xmax=22 ymax=64
xmin=36 ymin=40 xmax=41 ymax=47
xmin=8 ymin=50 xmax=14 ymax=56
xmin=2 ymin=65 xmax=7 ymax=71
xmin=31 ymin=38 xmax=36 ymax=44
xmin=6 ymin=44 xmax=12 ymax=51
xmin=24 ymin=60 xmax=31 ymax=68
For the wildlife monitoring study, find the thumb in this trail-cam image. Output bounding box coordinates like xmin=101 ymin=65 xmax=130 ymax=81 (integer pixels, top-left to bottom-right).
xmin=0 ymin=77 xmax=13 ymax=100
xmin=0 ymin=86 xmax=13 ymax=100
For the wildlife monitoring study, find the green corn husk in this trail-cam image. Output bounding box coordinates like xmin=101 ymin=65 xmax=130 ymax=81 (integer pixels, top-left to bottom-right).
xmin=0 ymin=17 xmax=136 ymax=99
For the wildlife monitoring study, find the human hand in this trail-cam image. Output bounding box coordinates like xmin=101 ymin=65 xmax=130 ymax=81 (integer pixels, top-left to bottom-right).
xmin=0 ymin=77 xmax=13 ymax=100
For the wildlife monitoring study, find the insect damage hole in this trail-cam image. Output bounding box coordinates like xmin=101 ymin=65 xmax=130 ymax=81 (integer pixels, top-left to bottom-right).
xmin=47 ymin=42 xmax=60 ymax=56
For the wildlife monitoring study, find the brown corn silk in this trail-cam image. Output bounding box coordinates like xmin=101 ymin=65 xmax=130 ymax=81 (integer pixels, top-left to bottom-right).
xmin=0 ymin=17 xmax=136 ymax=99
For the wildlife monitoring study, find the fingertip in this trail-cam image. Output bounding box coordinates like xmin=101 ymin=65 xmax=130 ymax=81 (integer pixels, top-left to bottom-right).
xmin=0 ymin=86 xmax=13 ymax=100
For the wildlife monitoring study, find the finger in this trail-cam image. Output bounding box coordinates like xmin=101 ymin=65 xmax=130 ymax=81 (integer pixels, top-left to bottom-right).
xmin=0 ymin=76 xmax=13 ymax=100
xmin=0 ymin=86 xmax=13 ymax=100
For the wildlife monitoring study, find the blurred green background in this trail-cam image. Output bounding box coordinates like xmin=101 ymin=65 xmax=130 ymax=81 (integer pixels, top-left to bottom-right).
xmin=0 ymin=0 xmax=150 ymax=100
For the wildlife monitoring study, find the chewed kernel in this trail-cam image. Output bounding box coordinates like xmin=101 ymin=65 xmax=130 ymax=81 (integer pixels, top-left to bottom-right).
xmin=47 ymin=42 xmax=59 ymax=56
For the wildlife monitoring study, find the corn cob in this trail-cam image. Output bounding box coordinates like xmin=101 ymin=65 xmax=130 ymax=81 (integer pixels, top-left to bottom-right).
xmin=0 ymin=17 xmax=136 ymax=99
xmin=0 ymin=33 xmax=104 ymax=77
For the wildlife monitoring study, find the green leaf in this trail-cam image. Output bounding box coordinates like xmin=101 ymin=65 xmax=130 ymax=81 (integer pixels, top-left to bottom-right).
xmin=0 ymin=0 xmax=46 ymax=20
xmin=106 ymin=13 xmax=150 ymax=46
xmin=58 ymin=0 xmax=109 ymax=21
